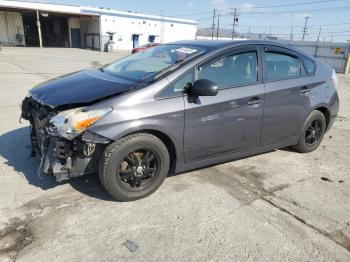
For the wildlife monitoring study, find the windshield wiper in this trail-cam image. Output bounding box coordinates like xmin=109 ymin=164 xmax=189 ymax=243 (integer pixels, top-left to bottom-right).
xmin=137 ymin=64 xmax=177 ymax=83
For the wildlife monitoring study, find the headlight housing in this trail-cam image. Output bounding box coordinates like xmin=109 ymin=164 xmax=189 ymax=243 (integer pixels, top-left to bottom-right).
xmin=49 ymin=107 xmax=112 ymax=138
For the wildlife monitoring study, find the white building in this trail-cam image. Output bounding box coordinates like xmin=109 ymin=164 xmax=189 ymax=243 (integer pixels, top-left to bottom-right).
xmin=0 ymin=0 xmax=198 ymax=51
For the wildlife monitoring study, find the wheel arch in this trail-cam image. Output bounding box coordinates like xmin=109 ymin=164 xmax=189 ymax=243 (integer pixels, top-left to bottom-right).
xmin=314 ymin=106 xmax=331 ymax=129
xmin=122 ymin=129 xmax=177 ymax=174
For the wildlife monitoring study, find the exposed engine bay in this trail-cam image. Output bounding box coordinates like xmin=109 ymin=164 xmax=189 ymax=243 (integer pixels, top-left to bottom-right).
xmin=21 ymin=96 xmax=111 ymax=181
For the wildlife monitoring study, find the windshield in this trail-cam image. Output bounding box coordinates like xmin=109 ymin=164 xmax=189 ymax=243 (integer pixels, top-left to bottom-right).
xmin=104 ymin=44 xmax=205 ymax=81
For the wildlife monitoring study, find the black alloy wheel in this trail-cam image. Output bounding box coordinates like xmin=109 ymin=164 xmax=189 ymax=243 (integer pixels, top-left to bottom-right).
xmin=305 ymin=119 xmax=323 ymax=146
xmin=99 ymin=133 xmax=170 ymax=201
xmin=117 ymin=149 xmax=160 ymax=192
xmin=292 ymin=110 xmax=326 ymax=153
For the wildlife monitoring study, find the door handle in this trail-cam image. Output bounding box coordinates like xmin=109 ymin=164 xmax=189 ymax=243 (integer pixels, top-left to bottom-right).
xmin=300 ymin=86 xmax=311 ymax=95
xmin=247 ymin=97 xmax=262 ymax=108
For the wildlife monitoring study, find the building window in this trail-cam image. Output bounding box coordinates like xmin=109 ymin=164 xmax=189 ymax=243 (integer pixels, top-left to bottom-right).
xmin=149 ymin=35 xmax=156 ymax=42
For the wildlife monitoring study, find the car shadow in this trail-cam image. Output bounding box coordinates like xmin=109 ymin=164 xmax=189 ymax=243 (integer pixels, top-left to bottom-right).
xmin=0 ymin=127 xmax=114 ymax=201
xmin=278 ymin=147 xmax=298 ymax=153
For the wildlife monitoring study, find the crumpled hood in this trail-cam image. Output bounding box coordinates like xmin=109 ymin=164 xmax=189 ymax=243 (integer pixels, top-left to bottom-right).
xmin=30 ymin=69 xmax=137 ymax=108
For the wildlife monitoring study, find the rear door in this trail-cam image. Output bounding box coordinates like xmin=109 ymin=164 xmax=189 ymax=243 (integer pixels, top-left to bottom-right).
xmin=261 ymin=45 xmax=311 ymax=145
xmin=183 ymin=45 xmax=264 ymax=163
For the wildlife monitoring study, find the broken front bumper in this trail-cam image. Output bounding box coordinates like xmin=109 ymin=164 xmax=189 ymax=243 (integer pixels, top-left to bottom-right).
xmin=37 ymin=134 xmax=104 ymax=181
xmin=22 ymin=97 xmax=111 ymax=181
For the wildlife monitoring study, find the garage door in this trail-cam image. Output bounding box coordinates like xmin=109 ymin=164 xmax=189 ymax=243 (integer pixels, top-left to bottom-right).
xmin=0 ymin=11 xmax=25 ymax=46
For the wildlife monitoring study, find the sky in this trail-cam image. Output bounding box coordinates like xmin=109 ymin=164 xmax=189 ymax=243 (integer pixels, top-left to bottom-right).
xmin=22 ymin=0 xmax=350 ymax=42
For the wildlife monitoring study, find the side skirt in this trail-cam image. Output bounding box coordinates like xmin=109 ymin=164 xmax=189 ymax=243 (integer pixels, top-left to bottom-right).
xmin=175 ymin=138 xmax=297 ymax=174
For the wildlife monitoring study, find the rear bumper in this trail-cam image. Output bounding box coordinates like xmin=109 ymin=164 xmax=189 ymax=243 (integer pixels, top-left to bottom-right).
xmin=326 ymin=91 xmax=339 ymax=132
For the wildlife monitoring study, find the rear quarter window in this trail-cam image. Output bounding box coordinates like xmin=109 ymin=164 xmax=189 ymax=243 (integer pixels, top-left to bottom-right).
xmin=302 ymin=56 xmax=317 ymax=76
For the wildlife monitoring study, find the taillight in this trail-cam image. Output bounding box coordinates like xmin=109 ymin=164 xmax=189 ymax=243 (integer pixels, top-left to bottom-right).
xmin=331 ymin=69 xmax=338 ymax=89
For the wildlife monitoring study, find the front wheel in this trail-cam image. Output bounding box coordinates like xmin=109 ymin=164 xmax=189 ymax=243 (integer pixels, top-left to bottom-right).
xmin=292 ymin=110 xmax=326 ymax=153
xmin=99 ymin=133 xmax=170 ymax=201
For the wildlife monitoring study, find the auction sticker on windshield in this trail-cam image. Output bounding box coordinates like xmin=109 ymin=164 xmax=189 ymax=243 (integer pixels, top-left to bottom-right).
xmin=176 ymin=47 xmax=198 ymax=54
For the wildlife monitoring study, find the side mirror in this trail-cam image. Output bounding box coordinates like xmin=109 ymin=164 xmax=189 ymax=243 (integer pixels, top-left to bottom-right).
xmin=188 ymin=79 xmax=219 ymax=97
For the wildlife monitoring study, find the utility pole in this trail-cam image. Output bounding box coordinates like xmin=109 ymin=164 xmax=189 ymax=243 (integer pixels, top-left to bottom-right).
xmin=248 ymin=26 xmax=251 ymax=39
xmin=216 ymin=12 xmax=220 ymax=39
xmin=289 ymin=26 xmax=294 ymax=42
xmin=36 ymin=10 xmax=43 ymax=48
xmin=330 ymin=34 xmax=334 ymax=42
xmin=315 ymin=27 xmax=321 ymax=56
xmin=302 ymin=16 xmax=310 ymax=41
xmin=316 ymin=27 xmax=322 ymax=42
xmin=211 ymin=9 xmax=216 ymax=40
xmin=231 ymin=8 xmax=238 ymax=40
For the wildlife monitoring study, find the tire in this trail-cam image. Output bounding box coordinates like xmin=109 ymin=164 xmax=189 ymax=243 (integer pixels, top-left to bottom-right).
xmin=99 ymin=133 xmax=170 ymax=201
xmin=292 ymin=110 xmax=326 ymax=153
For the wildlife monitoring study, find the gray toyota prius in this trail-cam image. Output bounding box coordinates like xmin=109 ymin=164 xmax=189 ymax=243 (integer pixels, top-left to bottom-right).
xmin=21 ymin=40 xmax=339 ymax=201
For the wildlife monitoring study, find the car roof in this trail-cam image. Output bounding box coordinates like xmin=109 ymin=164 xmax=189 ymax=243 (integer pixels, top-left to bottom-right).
xmin=169 ymin=40 xmax=236 ymax=49
xmin=167 ymin=40 xmax=308 ymax=56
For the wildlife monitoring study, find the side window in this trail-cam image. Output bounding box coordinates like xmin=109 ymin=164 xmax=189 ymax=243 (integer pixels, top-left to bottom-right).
xmin=302 ymin=56 xmax=317 ymax=75
xmin=157 ymin=70 xmax=194 ymax=98
xmin=198 ymin=52 xmax=258 ymax=89
xmin=265 ymin=52 xmax=301 ymax=81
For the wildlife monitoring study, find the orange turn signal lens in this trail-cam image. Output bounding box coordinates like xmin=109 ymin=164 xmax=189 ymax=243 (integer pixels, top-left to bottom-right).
xmin=74 ymin=116 xmax=100 ymax=132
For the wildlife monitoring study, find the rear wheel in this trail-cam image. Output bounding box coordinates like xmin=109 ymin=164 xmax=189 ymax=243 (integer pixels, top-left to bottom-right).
xmin=99 ymin=133 xmax=170 ymax=201
xmin=292 ymin=110 xmax=326 ymax=153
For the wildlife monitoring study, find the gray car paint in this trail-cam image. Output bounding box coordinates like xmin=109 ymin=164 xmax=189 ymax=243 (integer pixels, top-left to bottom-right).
xmin=86 ymin=40 xmax=339 ymax=174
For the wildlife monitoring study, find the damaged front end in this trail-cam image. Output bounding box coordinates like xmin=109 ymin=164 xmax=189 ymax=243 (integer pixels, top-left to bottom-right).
xmin=21 ymin=96 xmax=112 ymax=182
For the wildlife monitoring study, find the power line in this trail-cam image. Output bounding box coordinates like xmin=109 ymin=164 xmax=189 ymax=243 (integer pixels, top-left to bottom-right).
xmin=278 ymin=30 xmax=350 ymax=35
xmin=196 ymin=6 xmax=350 ymax=22
xmin=239 ymin=0 xmax=343 ymax=10
xmin=229 ymin=22 xmax=350 ymax=28
xmin=196 ymin=16 xmax=214 ymax=21
xmin=310 ymin=30 xmax=350 ymax=34
xmin=172 ymin=11 xmax=212 ymax=17
xmin=170 ymin=0 xmax=343 ymax=17
xmin=249 ymin=30 xmax=350 ymax=36
xmin=240 ymin=6 xmax=350 ymax=15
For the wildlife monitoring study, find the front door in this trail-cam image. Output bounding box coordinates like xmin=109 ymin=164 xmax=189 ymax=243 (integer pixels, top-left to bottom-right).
xmin=132 ymin=34 xmax=139 ymax=48
xmin=184 ymin=46 xmax=264 ymax=163
xmin=71 ymin=28 xmax=81 ymax=48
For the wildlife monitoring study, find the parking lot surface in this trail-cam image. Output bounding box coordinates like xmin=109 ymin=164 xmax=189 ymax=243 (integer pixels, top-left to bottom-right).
xmin=0 ymin=47 xmax=349 ymax=262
